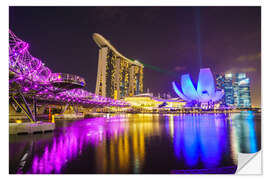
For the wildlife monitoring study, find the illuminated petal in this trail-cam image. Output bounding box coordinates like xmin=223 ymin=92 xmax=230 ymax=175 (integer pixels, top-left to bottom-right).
xmin=181 ymin=74 xmax=199 ymax=101
xmin=197 ymin=68 xmax=215 ymax=102
xmin=172 ymin=81 xmax=190 ymax=101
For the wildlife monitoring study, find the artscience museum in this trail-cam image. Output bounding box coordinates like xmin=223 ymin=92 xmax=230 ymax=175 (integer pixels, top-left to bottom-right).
xmin=172 ymin=68 xmax=224 ymax=109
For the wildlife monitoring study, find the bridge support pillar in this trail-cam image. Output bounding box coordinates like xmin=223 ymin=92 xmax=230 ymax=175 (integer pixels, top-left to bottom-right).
xmin=33 ymin=97 xmax=37 ymax=121
xmin=10 ymin=92 xmax=36 ymax=122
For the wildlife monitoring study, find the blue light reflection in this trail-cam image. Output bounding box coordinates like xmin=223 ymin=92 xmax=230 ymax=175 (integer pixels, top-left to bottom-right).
xmin=168 ymin=114 xmax=229 ymax=168
xmin=232 ymin=111 xmax=259 ymax=153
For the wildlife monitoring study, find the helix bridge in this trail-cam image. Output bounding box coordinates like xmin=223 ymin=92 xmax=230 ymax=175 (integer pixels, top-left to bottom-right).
xmin=9 ymin=30 xmax=129 ymax=122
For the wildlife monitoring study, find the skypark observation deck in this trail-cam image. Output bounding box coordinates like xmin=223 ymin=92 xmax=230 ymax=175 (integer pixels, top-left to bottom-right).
xmin=9 ymin=30 xmax=129 ymax=123
xmin=93 ymin=33 xmax=143 ymax=67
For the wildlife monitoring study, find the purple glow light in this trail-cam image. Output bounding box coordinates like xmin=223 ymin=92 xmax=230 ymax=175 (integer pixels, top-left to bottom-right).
xmin=172 ymin=68 xmax=224 ymax=104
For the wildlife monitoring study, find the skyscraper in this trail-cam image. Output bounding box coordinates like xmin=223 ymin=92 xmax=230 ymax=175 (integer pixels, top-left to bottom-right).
xmin=93 ymin=33 xmax=144 ymax=99
xmin=235 ymin=73 xmax=252 ymax=108
xmin=216 ymin=74 xmax=226 ymax=105
xmin=224 ymin=73 xmax=235 ymax=106
xmin=216 ymin=73 xmax=251 ymax=108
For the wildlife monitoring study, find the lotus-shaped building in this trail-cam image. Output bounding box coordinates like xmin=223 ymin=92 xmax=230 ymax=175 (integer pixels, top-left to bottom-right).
xmin=172 ymin=68 xmax=224 ymax=105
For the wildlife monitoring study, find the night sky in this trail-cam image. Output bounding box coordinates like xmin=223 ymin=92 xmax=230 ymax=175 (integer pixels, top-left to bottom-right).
xmin=9 ymin=7 xmax=261 ymax=106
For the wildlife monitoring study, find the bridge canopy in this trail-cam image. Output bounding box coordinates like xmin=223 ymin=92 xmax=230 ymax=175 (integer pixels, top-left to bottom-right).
xmin=50 ymin=73 xmax=86 ymax=89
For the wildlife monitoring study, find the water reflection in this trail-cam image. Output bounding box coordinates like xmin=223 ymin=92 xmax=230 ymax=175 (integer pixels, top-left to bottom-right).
xmin=9 ymin=112 xmax=260 ymax=174
xmin=166 ymin=114 xmax=234 ymax=169
xmin=232 ymin=111 xmax=260 ymax=153
xmin=29 ymin=116 xmax=127 ymax=173
xmin=95 ymin=114 xmax=161 ymax=173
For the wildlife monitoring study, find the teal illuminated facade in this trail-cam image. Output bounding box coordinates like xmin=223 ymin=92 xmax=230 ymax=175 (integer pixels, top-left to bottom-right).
xmin=216 ymin=73 xmax=251 ymax=108
xmin=224 ymin=74 xmax=235 ymax=106
xmin=235 ymin=73 xmax=251 ymax=108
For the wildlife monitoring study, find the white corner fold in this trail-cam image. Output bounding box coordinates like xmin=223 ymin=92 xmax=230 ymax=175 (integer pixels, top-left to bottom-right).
xmin=236 ymin=151 xmax=262 ymax=175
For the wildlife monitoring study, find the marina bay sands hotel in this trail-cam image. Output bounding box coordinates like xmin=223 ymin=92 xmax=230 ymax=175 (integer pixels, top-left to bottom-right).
xmin=93 ymin=33 xmax=144 ymax=100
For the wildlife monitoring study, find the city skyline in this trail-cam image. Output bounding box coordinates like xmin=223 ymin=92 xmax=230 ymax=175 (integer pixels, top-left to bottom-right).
xmin=9 ymin=6 xmax=261 ymax=106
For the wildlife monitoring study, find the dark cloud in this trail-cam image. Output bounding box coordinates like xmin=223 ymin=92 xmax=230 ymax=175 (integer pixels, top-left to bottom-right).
xmin=235 ymin=53 xmax=261 ymax=62
xmin=174 ymin=66 xmax=186 ymax=72
xmin=226 ymin=67 xmax=257 ymax=74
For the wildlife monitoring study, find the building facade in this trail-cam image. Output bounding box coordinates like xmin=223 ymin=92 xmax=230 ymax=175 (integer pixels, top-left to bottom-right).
xmin=224 ymin=73 xmax=235 ymax=106
xmin=216 ymin=73 xmax=251 ymax=108
xmin=215 ymin=74 xmax=226 ymax=105
xmin=93 ymin=33 xmax=144 ymax=99
xmin=124 ymin=94 xmax=186 ymax=109
xmin=235 ymin=73 xmax=252 ymax=108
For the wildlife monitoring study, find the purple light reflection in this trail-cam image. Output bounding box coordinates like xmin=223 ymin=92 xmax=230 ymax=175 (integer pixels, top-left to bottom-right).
xmin=27 ymin=116 xmax=127 ymax=174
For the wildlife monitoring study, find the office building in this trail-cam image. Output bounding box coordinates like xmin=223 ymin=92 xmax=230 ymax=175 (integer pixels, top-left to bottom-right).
xmin=216 ymin=73 xmax=251 ymax=108
xmin=235 ymin=73 xmax=251 ymax=108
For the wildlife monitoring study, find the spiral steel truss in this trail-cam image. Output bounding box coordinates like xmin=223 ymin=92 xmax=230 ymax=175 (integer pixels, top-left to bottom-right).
xmin=9 ymin=30 xmax=129 ymax=122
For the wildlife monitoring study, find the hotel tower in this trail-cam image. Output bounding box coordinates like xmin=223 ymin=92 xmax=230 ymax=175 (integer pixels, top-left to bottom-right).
xmin=93 ymin=33 xmax=144 ymax=99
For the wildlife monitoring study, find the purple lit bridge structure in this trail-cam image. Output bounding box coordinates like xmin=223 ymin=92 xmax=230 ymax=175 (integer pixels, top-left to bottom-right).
xmin=9 ymin=30 xmax=129 ymax=122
